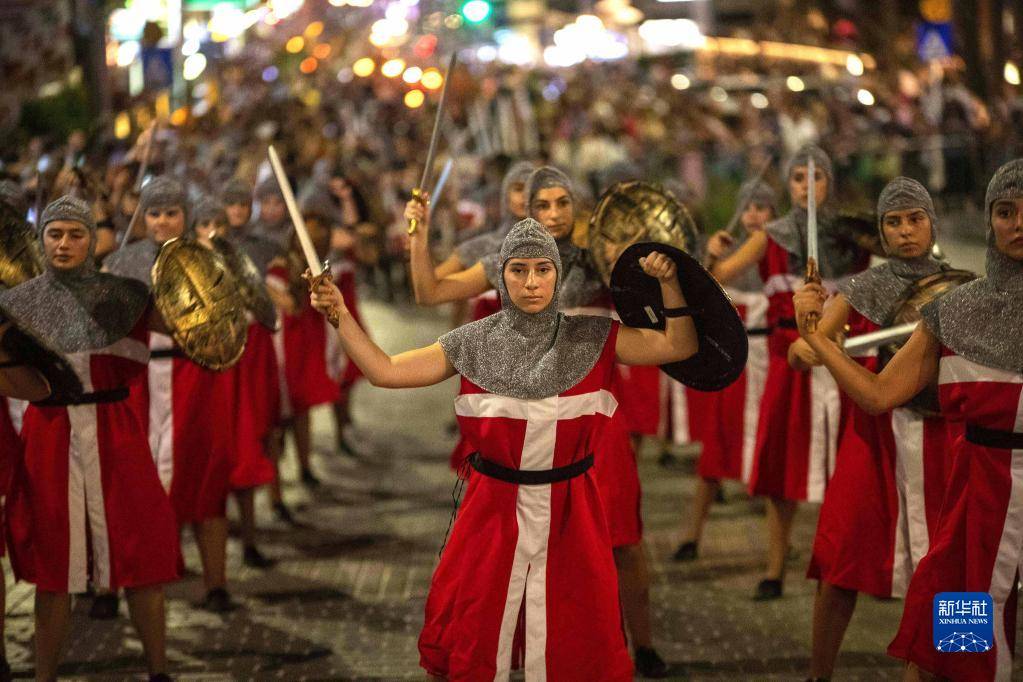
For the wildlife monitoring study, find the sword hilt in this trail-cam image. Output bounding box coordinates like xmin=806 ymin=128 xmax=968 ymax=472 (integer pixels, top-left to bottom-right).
xmin=302 ymin=261 xmax=341 ymax=328
xmin=407 ymin=188 xmax=428 ymax=235
xmin=804 ymin=257 xmax=821 ymax=333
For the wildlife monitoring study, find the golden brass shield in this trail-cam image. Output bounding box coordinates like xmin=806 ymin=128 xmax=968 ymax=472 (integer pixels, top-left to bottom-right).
xmin=151 ymin=238 xmax=248 ymax=370
xmin=0 ymin=209 xmax=44 ymax=288
xmin=881 ymin=267 xmax=976 ymax=416
xmin=587 ymin=181 xmax=699 ymax=285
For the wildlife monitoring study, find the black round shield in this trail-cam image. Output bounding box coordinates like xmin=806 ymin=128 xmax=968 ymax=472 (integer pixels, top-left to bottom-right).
xmin=610 ymin=242 xmax=747 ymax=391
xmin=0 ymin=319 xmax=82 ymax=401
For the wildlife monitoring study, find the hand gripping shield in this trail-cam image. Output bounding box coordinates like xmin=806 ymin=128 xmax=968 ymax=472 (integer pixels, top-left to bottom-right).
xmin=0 ymin=205 xmax=44 ymax=289
xmin=151 ymin=238 xmax=248 ymax=370
xmin=611 ymin=242 xmax=747 ymax=391
xmin=211 ymin=235 xmax=278 ymax=331
xmin=588 ymin=181 xmax=700 ymax=285
xmin=880 ymin=267 xmax=976 ymax=416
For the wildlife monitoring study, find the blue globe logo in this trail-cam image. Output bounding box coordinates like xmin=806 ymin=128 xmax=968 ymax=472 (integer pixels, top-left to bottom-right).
xmin=936 ymin=632 xmax=991 ymax=653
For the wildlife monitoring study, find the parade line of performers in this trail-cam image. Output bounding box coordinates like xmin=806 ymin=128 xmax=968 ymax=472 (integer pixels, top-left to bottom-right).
xmin=0 ymin=147 xmax=1019 ymax=682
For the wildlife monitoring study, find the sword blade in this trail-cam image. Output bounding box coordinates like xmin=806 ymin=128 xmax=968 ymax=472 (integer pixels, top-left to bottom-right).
xmin=428 ymin=157 xmax=454 ymax=219
xmin=418 ymin=52 xmax=458 ymax=191
xmin=842 ymin=322 xmax=918 ymax=355
xmin=806 ymin=156 xmax=818 ymax=265
xmin=267 ymin=145 xmax=323 ymax=277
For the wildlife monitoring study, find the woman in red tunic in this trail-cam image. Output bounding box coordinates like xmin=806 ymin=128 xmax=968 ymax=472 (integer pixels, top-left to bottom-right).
xmin=705 ymin=146 xmax=870 ymax=599
xmin=672 ymin=178 xmax=775 ymax=560
xmin=309 ymin=218 xmax=697 ymax=681
xmin=790 ymin=177 xmax=963 ymax=679
xmin=105 ymin=178 xmax=236 ymax=612
xmin=407 ymin=167 xmax=668 ymax=675
xmin=794 ymin=159 xmax=1023 ymax=681
xmin=0 ymin=196 xmax=178 ymax=682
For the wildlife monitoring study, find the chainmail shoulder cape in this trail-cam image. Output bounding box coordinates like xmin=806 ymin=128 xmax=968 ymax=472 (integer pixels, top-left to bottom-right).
xmin=104 ymin=238 xmax=160 ymax=286
xmin=724 ymin=233 xmax=765 ymax=293
xmin=920 ymin=159 xmax=1023 ymax=373
xmin=226 ymin=227 xmax=285 ymax=276
xmin=840 ymin=257 xmax=946 ymax=326
xmin=0 ymin=269 xmax=149 ymax=353
xmin=765 ymin=208 xmax=864 ymax=279
xmin=440 ymin=218 xmax=612 ymax=400
xmin=481 ymin=239 xmax=605 ymax=310
xmin=456 ymin=225 xmax=510 ymax=267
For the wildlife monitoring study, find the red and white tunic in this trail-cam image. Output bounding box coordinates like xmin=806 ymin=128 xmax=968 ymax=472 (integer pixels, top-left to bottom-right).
xmin=6 ymin=318 xmax=180 ymax=592
xmin=888 ymin=349 xmax=1023 ymax=681
xmin=747 ymin=238 xmax=864 ymax=502
xmin=143 ymin=332 xmax=235 ymax=524
xmin=670 ymin=287 xmax=769 ymax=482
xmin=228 ymin=319 xmax=280 ymax=490
xmin=419 ymin=324 xmax=633 ymax=681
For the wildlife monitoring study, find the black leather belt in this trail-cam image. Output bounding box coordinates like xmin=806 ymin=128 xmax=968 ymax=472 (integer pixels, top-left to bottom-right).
xmin=150 ymin=348 xmax=185 ymax=359
xmin=966 ymin=424 xmax=1023 ymax=450
xmin=37 ymin=387 xmax=129 ymax=407
xmin=747 ymin=327 xmax=771 ymax=336
xmin=775 ymin=318 xmax=798 ymax=330
xmin=469 ymin=453 xmax=594 ymax=485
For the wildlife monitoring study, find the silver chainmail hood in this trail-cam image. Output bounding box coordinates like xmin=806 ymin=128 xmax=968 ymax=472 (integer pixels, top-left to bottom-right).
xmin=455 ymin=160 xmax=535 ymax=266
xmin=0 ymin=196 xmax=148 ymax=352
xmin=921 ymin=158 xmax=1023 ymax=372
xmin=840 ymin=176 xmax=945 ymax=325
xmin=767 ymin=146 xmax=863 ymax=279
xmin=138 ymin=176 xmax=191 ymax=229
xmin=440 ymin=218 xmax=612 ymax=400
xmin=193 ymin=196 xmax=226 ymax=228
xmin=221 ymin=178 xmax=253 ymax=208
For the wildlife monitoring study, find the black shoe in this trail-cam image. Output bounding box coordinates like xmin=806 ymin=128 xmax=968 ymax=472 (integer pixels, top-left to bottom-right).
xmin=88 ymin=593 xmax=120 ymax=620
xmin=657 ymin=451 xmax=679 ymax=468
xmin=200 ymin=587 xmax=239 ymax=613
xmin=634 ymin=646 xmax=669 ymax=678
xmin=714 ymin=487 xmax=727 ymax=504
xmin=672 ymin=541 xmax=698 ymax=562
xmin=301 ymin=468 xmax=321 ymax=488
xmin=273 ymin=502 xmax=299 ymax=527
xmin=243 ymin=544 xmax=276 ymax=569
xmin=753 ymin=578 xmax=783 ymax=601
xmin=149 ymin=674 xmax=172 ymax=682
xmin=0 ymin=658 xmax=11 ymax=682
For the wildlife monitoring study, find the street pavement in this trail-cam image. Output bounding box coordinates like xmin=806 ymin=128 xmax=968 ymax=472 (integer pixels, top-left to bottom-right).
xmin=3 ymin=240 xmax=1015 ymax=679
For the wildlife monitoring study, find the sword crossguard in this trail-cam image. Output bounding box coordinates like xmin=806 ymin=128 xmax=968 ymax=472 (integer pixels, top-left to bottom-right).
xmin=407 ymin=188 xmax=428 ymax=235
xmin=804 ymin=257 xmax=822 ymax=333
xmin=302 ymin=262 xmax=341 ymax=329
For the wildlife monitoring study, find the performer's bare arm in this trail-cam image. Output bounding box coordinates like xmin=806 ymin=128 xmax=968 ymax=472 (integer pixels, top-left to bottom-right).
xmin=788 ymin=293 xmax=850 ymax=371
xmin=434 ymin=253 xmax=465 ymax=278
xmin=406 ymin=199 xmax=491 ymax=305
xmin=795 ymin=283 xmax=939 ymax=415
xmin=706 ymin=230 xmax=768 ymax=285
xmin=616 ymin=252 xmax=699 ymax=366
xmin=310 ymin=278 xmax=456 ymax=388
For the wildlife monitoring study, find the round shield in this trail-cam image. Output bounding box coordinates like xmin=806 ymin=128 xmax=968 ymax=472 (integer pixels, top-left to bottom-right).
xmin=0 ymin=319 xmax=82 ymax=402
xmin=151 ymin=238 xmax=248 ymax=370
xmin=611 ymin=242 xmax=747 ymax=391
xmin=211 ymin=235 xmax=278 ymax=331
xmin=588 ymin=181 xmax=699 ymax=285
xmin=0 ymin=205 xmax=44 ymax=289
xmin=880 ymin=267 xmax=976 ymax=416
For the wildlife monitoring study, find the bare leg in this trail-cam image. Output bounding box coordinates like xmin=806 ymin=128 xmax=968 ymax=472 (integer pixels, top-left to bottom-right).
xmin=33 ymin=590 xmax=72 ymax=682
xmin=809 ymin=581 xmax=858 ymax=678
xmin=236 ymin=487 xmax=258 ymax=548
xmin=613 ymin=544 xmax=653 ymax=648
xmin=195 ymin=517 xmax=229 ymax=592
xmin=293 ymin=411 xmax=312 ymax=472
xmin=682 ymin=477 xmax=721 ymax=545
xmin=765 ymin=497 xmax=798 ymax=579
xmin=125 ymin=585 xmax=167 ymax=676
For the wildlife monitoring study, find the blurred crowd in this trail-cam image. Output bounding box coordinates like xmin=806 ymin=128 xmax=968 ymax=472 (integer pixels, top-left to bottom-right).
xmin=3 ymin=14 xmax=1023 ymax=301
